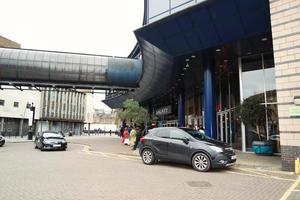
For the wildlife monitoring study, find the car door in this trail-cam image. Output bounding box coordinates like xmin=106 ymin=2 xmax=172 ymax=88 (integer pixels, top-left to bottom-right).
xmin=168 ymin=129 xmax=191 ymax=163
xmin=151 ymin=129 xmax=170 ymax=159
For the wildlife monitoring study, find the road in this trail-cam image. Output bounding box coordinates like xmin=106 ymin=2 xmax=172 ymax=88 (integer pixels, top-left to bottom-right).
xmin=0 ymin=135 xmax=298 ymax=200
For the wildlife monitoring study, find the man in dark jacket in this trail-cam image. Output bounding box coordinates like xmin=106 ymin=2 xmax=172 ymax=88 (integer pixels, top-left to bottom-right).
xmin=132 ymin=126 xmax=142 ymax=150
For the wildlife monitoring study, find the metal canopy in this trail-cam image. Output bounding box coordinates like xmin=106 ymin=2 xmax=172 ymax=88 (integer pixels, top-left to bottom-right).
xmin=134 ymin=0 xmax=271 ymax=57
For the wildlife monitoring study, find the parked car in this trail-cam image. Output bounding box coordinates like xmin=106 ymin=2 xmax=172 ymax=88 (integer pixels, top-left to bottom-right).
xmin=35 ymin=131 xmax=67 ymax=151
xmin=139 ymin=127 xmax=236 ymax=172
xmin=0 ymin=135 xmax=5 ymax=147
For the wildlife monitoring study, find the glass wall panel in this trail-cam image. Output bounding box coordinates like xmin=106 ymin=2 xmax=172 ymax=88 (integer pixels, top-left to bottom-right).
xmin=148 ymin=0 xmax=169 ymax=18
xmin=241 ymin=53 xmax=278 ymax=150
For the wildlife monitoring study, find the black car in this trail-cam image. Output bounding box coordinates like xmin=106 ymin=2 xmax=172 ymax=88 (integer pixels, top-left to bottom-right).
xmin=0 ymin=135 xmax=5 ymax=147
xmin=139 ymin=127 xmax=236 ymax=172
xmin=35 ymin=131 xmax=67 ymax=151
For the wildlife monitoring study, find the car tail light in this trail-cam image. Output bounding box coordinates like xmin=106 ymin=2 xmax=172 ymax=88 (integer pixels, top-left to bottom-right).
xmin=140 ymin=137 xmax=145 ymax=144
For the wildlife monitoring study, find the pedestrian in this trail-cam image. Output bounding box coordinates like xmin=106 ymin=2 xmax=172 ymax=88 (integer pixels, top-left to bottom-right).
xmin=109 ymin=130 xmax=112 ymax=136
xmin=132 ymin=126 xmax=143 ymax=150
xmin=129 ymin=126 xmax=137 ymax=147
xmin=123 ymin=127 xmax=130 ymax=145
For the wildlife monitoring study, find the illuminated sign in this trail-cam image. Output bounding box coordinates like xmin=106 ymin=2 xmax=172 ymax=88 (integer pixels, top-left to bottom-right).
xmin=156 ymin=105 xmax=172 ymax=116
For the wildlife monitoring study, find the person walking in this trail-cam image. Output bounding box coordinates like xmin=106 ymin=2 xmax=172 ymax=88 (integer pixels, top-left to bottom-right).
xmin=129 ymin=127 xmax=137 ymax=147
xmin=132 ymin=126 xmax=143 ymax=150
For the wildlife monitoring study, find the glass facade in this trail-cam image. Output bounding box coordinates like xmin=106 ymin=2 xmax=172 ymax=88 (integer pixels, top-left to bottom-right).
xmin=147 ymin=0 xmax=207 ymax=24
xmin=241 ymin=53 xmax=278 ymax=150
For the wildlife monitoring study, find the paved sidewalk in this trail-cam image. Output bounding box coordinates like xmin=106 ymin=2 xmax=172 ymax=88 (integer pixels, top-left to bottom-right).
xmin=4 ymin=136 xmax=34 ymax=143
xmin=68 ymin=135 xmax=285 ymax=172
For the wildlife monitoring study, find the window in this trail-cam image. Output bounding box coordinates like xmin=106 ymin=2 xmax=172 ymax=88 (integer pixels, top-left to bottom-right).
xmin=153 ymin=129 xmax=170 ymax=138
xmin=170 ymin=129 xmax=189 ymax=140
xmin=0 ymin=100 xmax=4 ymax=106
xmin=13 ymin=102 xmax=19 ymax=108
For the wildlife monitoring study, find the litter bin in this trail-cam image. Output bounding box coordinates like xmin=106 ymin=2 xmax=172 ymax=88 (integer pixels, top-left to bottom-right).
xmin=27 ymin=131 xmax=33 ymax=140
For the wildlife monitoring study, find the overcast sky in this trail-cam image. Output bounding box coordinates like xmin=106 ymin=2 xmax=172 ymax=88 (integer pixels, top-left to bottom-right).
xmin=1 ymin=0 xmax=144 ymax=56
xmin=0 ymin=0 xmax=144 ymax=110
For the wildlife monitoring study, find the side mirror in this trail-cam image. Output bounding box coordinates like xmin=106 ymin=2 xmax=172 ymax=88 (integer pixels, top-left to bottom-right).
xmin=183 ymin=137 xmax=189 ymax=144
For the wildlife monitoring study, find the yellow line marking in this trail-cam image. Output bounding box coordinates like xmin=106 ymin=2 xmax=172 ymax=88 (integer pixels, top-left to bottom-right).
xmin=236 ymin=168 xmax=295 ymax=182
xmin=226 ymin=170 xmax=295 ymax=182
xmin=280 ymin=175 xmax=300 ymax=200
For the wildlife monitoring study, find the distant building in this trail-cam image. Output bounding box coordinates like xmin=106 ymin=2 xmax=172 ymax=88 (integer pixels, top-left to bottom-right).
xmin=0 ymin=36 xmax=40 ymax=136
xmin=37 ymin=88 xmax=86 ymax=135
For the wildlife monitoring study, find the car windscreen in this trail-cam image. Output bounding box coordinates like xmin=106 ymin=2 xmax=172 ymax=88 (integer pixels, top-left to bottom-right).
xmin=181 ymin=129 xmax=207 ymax=141
xmin=43 ymin=132 xmax=62 ymax=139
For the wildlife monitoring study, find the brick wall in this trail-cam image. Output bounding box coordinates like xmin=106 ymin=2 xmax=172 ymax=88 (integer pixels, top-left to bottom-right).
xmin=269 ymin=0 xmax=300 ymax=170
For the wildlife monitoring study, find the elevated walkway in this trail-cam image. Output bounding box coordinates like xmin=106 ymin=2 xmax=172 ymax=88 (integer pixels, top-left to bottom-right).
xmin=0 ymin=47 xmax=142 ymax=90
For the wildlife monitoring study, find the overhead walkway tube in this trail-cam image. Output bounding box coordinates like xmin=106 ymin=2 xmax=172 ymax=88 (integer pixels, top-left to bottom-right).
xmin=0 ymin=47 xmax=142 ymax=90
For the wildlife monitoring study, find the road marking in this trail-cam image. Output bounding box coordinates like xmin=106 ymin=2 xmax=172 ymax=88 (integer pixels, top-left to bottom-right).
xmin=75 ymin=143 xmax=140 ymax=161
xmin=280 ymin=175 xmax=300 ymax=200
xmin=226 ymin=170 xmax=295 ymax=182
xmin=236 ymin=168 xmax=296 ymax=182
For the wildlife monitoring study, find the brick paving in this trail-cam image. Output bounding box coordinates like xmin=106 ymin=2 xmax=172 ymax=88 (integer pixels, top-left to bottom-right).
xmin=0 ymin=136 xmax=296 ymax=200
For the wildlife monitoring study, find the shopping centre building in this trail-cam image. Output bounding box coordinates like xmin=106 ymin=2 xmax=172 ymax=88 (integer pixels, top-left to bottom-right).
xmin=103 ymin=0 xmax=300 ymax=171
xmin=0 ymin=0 xmax=299 ymax=171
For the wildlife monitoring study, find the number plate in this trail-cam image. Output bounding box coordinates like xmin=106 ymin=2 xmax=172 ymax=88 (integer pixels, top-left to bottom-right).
xmin=231 ymin=155 xmax=237 ymax=160
xmin=53 ymin=144 xmax=61 ymax=147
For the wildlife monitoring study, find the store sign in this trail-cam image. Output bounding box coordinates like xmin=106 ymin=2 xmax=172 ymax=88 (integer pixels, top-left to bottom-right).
xmin=156 ymin=105 xmax=172 ymax=116
xmin=289 ymin=106 xmax=300 ymax=117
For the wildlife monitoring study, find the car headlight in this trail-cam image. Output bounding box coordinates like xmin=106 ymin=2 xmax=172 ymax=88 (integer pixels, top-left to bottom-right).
xmin=209 ymin=146 xmax=223 ymax=153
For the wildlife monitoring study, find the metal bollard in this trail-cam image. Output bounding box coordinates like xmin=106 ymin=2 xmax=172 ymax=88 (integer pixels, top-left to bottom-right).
xmin=295 ymin=157 xmax=300 ymax=174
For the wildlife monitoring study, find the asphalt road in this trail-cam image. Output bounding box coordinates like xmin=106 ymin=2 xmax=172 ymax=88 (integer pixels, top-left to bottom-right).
xmin=0 ymin=136 xmax=297 ymax=200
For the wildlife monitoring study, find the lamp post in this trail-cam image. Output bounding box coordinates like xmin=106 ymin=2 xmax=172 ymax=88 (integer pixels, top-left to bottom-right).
xmin=26 ymin=102 xmax=35 ymax=140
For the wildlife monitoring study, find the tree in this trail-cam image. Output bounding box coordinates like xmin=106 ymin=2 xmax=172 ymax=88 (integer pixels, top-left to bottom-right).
xmin=235 ymin=95 xmax=266 ymax=140
xmin=117 ymin=99 xmax=149 ymax=126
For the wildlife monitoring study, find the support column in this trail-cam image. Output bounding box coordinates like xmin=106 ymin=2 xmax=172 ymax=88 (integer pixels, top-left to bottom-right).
xmin=178 ymin=93 xmax=185 ymax=127
xmin=0 ymin=118 xmax=4 ymax=132
xmin=203 ymin=51 xmax=217 ymax=139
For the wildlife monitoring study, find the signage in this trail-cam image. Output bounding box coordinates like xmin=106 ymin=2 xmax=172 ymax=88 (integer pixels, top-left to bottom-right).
xmin=294 ymin=96 xmax=300 ymax=105
xmin=289 ymin=106 xmax=300 ymax=117
xmin=156 ymin=105 xmax=172 ymax=116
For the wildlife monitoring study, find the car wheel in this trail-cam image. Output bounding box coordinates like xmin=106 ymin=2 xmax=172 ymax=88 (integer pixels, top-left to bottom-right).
xmin=192 ymin=153 xmax=211 ymax=172
xmin=142 ymin=149 xmax=155 ymax=165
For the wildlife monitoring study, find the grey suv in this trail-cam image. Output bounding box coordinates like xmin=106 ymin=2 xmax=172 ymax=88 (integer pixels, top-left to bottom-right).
xmin=139 ymin=127 xmax=236 ymax=172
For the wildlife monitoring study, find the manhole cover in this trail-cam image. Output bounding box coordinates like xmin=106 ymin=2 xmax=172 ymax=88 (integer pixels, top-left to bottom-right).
xmin=186 ymin=181 xmax=212 ymax=188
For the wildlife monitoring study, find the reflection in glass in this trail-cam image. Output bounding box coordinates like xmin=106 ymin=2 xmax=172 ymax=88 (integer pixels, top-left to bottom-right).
xmin=241 ymin=54 xmax=278 ymax=150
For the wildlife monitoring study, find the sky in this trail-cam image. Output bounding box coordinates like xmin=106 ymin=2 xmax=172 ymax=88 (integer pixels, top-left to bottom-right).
xmin=0 ymin=0 xmax=144 ymax=110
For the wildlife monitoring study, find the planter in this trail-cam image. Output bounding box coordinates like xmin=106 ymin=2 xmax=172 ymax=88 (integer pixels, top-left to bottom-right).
xmin=252 ymin=140 xmax=273 ymax=155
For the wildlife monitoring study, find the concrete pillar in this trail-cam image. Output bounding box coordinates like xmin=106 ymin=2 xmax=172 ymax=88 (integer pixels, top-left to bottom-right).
xmin=269 ymin=0 xmax=300 ymax=171
xmin=203 ymin=51 xmax=217 ymax=139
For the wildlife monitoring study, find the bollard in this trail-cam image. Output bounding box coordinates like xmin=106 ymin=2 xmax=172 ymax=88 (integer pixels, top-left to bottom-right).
xmin=295 ymin=157 xmax=300 ymax=174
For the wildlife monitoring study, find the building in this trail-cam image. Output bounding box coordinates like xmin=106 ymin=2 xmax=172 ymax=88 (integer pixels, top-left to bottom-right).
xmin=103 ymin=0 xmax=300 ymax=171
xmin=37 ymin=88 xmax=86 ymax=135
xmin=0 ymin=36 xmax=41 ymax=137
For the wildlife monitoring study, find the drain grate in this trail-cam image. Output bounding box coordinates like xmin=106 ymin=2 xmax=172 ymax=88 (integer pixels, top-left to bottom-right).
xmin=186 ymin=181 xmax=212 ymax=188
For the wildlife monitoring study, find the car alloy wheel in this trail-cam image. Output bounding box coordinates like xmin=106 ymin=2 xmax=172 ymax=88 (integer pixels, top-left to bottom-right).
xmin=142 ymin=149 xmax=155 ymax=165
xmin=192 ymin=153 xmax=211 ymax=172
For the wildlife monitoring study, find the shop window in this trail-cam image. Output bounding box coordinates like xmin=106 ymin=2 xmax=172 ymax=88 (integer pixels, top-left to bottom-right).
xmin=0 ymin=100 xmax=4 ymax=106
